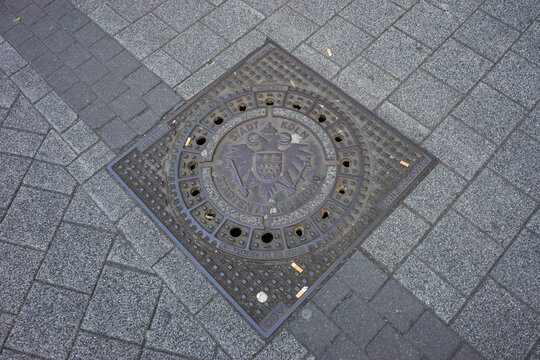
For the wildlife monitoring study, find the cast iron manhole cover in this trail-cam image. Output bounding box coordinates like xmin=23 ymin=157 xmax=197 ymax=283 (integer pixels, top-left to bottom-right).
xmin=108 ymin=39 xmax=435 ymax=337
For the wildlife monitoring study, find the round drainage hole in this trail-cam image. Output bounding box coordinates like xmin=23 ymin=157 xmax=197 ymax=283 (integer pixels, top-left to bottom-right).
xmin=196 ymin=136 xmax=206 ymax=146
xmin=190 ymin=187 xmax=200 ymax=197
xmin=292 ymin=102 xmax=301 ymax=110
xmin=321 ymin=210 xmax=330 ymax=220
xmin=230 ymin=227 xmax=242 ymax=237
xmin=318 ymin=114 xmax=326 ymax=123
xmin=334 ymin=135 xmax=343 ymax=142
xmin=187 ymin=161 xmax=198 ymax=171
xmin=342 ymin=159 xmax=351 ymax=168
xmin=238 ymin=103 xmax=247 ymax=111
xmin=261 ymin=232 xmax=274 ymax=243
xmin=265 ymin=98 xmax=275 ymax=106
xmin=213 ymin=116 xmax=223 ymax=125
xmin=337 ymin=185 xmax=347 ymax=195
xmin=204 ymin=210 xmax=216 ymax=220
xmin=294 ymin=227 xmax=304 ymax=237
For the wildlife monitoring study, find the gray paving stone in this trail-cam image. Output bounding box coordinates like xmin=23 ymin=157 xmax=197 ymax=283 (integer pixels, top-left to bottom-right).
xmin=63 ymin=81 xmax=97 ymax=112
xmin=19 ymin=4 xmax=46 ymax=26
xmin=143 ymin=82 xmax=182 ymax=117
xmin=4 ymin=23 xmax=33 ymax=47
xmin=521 ymin=104 xmax=540 ymax=143
xmin=370 ymin=279 xmax=424 ymax=333
xmin=110 ymin=89 xmax=147 ymax=121
xmin=4 ymin=0 xmax=31 ymax=11
xmin=0 ymin=312 xmax=15 ymax=345
xmin=58 ymin=42 xmax=91 ymax=69
xmin=147 ymin=288 xmax=215 ymax=358
xmin=16 ymin=36 xmax=47 ymax=62
xmin=406 ymin=311 xmax=460 ymax=360
xmin=59 ymin=8 xmax=88 ymax=32
xmin=89 ymin=5 xmax=129 ymax=35
xmin=125 ymin=66 xmax=160 ymax=96
xmin=81 ymin=265 xmax=161 ymax=344
xmin=91 ymin=72 xmax=128 ymax=102
xmin=43 ymin=29 xmax=74 ymax=53
xmin=341 ymin=0 xmax=404 ymax=36
xmin=75 ymin=57 xmax=109 ymax=85
xmin=80 ymin=98 xmax=116 ymax=129
xmin=306 ymin=16 xmax=371 ymax=67
xmin=0 ymin=349 xmax=43 ymax=360
xmin=395 ymin=1 xmax=459 ymax=48
xmin=6 ymin=282 xmax=87 ymax=359
xmin=47 ymin=65 xmax=80 ymax=93
xmin=527 ymin=207 xmax=540 ymax=235
xmin=45 ymin=0 xmax=73 ymax=20
xmin=453 ymin=278 xmax=539 ymax=359
xmin=0 ymin=153 xmax=31 ymax=208
xmin=63 ymin=188 xmax=116 ymax=231
xmin=335 ymin=56 xmax=399 ymax=110
xmin=214 ymin=347 xmax=231 ymax=360
xmin=0 ymin=42 xmax=27 ymax=76
xmin=404 ymin=164 xmax=465 ymax=223
xmin=311 ymin=275 xmax=350 ymax=314
xmin=29 ymin=16 xmax=58 ymax=40
xmin=143 ymin=50 xmax=190 ymax=88
xmin=153 ymin=0 xmax=213 ymax=33
xmin=333 ymin=295 xmax=385 ymax=347
xmin=337 ymin=251 xmax=388 ymax=299
xmin=174 ymin=62 xmax=225 ymax=100
xmin=428 ymin=0 xmax=483 ymax=19
xmin=74 ymin=21 xmax=105 ymax=47
xmin=365 ymin=28 xmax=430 ymax=80
xmin=128 ymin=107 xmax=160 ymax=135
xmin=35 ymin=91 xmax=77 ymax=131
xmin=23 ymin=160 xmax=76 ymax=194
xmin=152 ymin=248 xmax=216 ymax=313
xmin=237 ymin=0 xmax=284 ymax=16
xmin=0 ymin=127 xmax=43 ymax=157
xmin=491 ymin=229 xmax=539 ymax=312
xmin=366 ymin=325 xmax=420 ymax=360
xmin=165 ymin=23 xmax=227 ymax=71
xmin=489 ymin=131 xmax=540 ymax=201
xmin=67 ymin=141 xmax=115 ymax=183
xmin=257 ymin=6 xmax=318 ymax=51
xmin=253 ymin=329 xmax=307 ymax=360
xmin=37 ymin=222 xmax=112 ymax=292
xmin=451 ymin=343 xmax=485 ymax=360
xmin=89 ymin=35 xmax=122 ymax=63
xmin=416 ymin=210 xmax=502 ymax=295
xmin=452 ymin=82 xmax=527 ymax=143
xmin=108 ymin=234 xmax=153 ymax=271
xmin=362 ymin=205 xmax=429 ymax=271
xmin=288 ymin=0 xmax=349 ymax=26
xmin=3 ymin=95 xmax=50 ymax=134
xmin=35 ymin=130 xmax=76 ymax=165
xmin=454 ymin=169 xmax=536 ymax=245
xmin=32 ymin=50 xmax=62 ymax=77
xmin=140 ymin=348 xmax=188 ymax=360
xmin=390 ymin=70 xmax=461 ymax=128
xmin=196 ymin=296 xmax=264 ymax=360
xmin=83 ymin=169 xmax=134 ymax=220
xmin=0 ymin=242 xmax=42 ymax=313
xmin=395 ymin=255 xmax=465 ymax=322
xmin=320 ymin=333 xmax=368 ymax=360
xmin=214 ymin=43 xmax=248 ymax=69
xmin=61 ymin=120 xmax=99 ymax=154
xmin=115 ymin=14 xmax=176 ymax=60
xmin=292 ymin=44 xmax=340 ymax=80
xmin=512 ymin=21 xmax=539 ymax=67
xmin=99 ymin=117 xmax=136 ymax=149
xmin=107 ymin=0 xmax=162 ymax=22
xmin=235 ymin=28 xmax=267 ymax=55
xmin=0 ymin=71 xmax=19 ymax=109
xmin=11 ymin=65 xmax=51 ymax=103
xmin=481 ymin=0 xmax=540 ymax=31
xmin=423 ymin=116 xmax=495 ymax=179
xmin=485 ymin=52 xmax=540 ymax=109
xmin=203 ymin=0 xmax=264 ymax=42
xmin=69 ymin=331 xmax=140 ymax=360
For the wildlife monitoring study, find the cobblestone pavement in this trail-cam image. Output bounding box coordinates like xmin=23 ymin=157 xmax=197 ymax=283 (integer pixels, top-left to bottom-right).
xmin=0 ymin=0 xmax=538 ymax=359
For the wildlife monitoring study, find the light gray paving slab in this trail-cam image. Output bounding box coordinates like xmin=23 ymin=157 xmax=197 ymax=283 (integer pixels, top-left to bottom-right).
xmin=35 ymin=92 xmax=77 ymax=132
xmin=140 ymin=348 xmax=188 ymax=360
xmin=450 ymin=343 xmax=485 ymax=360
xmin=257 ymin=6 xmax=318 ymax=51
xmin=6 ymin=282 xmax=88 ymax=359
xmin=489 ymin=131 xmax=540 ymax=201
xmin=0 ymin=312 xmax=15 ymax=346
xmin=376 ymin=101 xmax=431 ymax=143
xmin=390 ymin=70 xmax=461 ymax=128
xmin=520 ymin=102 xmax=540 ymax=143
xmin=3 ymin=95 xmax=49 ymax=134
xmin=196 ymin=296 xmax=264 ymax=360
xmin=37 ymin=222 xmax=113 ymax=293
xmin=362 ymin=205 xmax=429 ymax=271
xmin=480 ymin=0 xmax=540 ymax=30
xmin=341 ymin=0 xmax=404 ymax=36
xmin=23 ymin=160 xmax=76 ymax=194
xmin=63 ymin=188 xmax=116 ymax=232
xmin=81 ymin=265 xmax=161 ymax=344
xmin=10 ymin=66 xmax=51 ymax=103
xmin=452 ymin=82 xmax=526 ymax=143
xmin=0 ymin=153 xmax=31 ymax=208
xmin=512 ymin=21 xmax=540 ymax=67
xmin=235 ymin=28 xmax=267 ymax=55
xmin=108 ymin=234 xmax=153 ymax=272
xmin=395 ymin=255 xmax=465 ymax=322
xmin=292 ymin=44 xmax=340 ymax=80
xmin=35 ymin=129 xmax=77 ymax=166
xmin=89 ymin=4 xmax=129 ymax=35
xmin=287 ymin=0 xmax=349 ymax=26
xmin=0 ymin=42 xmax=27 ymax=76
xmin=61 ymin=120 xmax=99 ymax=154
xmin=143 ymin=50 xmax=190 ymax=88
xmin=146 ymin=288 xmax=215 ymax=358
xmin=423 ymin=116 xmax=496 ymax=179
xmin=335 ymin=56 xmax=400 ymax=110
xmin=428 ymin=0 xmax=483 ymax=19
xmin=416 ymin=210 xmax=502 ymax=295
xmin=117 ymin=207 xmax=173 ymax=265
xmin=527 ymin=207 xmax=540 ymax=235
xmin=253 ymin=329 xmax=307 ymax=360
xmin=67 ymin=141 xmax=115 ymax=183
xmin=0 ymin=349 xmax=42 ymax=360
xmin=0 ymin=71 xmax=18 ymax=109
xmin=153 ymin=0 xmax=214 ymax=33
xmin=213 ymin=43 xmax=247 ymax=69
xmin=452 ymin=278 xmax=539 ymax=359
xmin=0 ymin=127 xmax=43 ymax=157
xmin=107 ymin=0 xmax=162 ymax=22
xmin=174 ymin=62 xmax=225 ymax=100
xmin=69 ymin=331 xmax=141 ymax=360
xmin=0 ymin=242 xmax=42 ymax=313
xmin=152 ymin=248 xmax=216 ymax=313
xmin=454 ymin=169 xmax=536 ymax=245
xmin=0 ymin=186 xmax=69 ymax=250
xmin=203 ymin=0 xmax=264 ymax=42
xmin=336 ymin=251 xmax=388 ymax=299
xmin=242 ymin=0 xmax=286 ymax=16
xmin=404 ymin=164 xmax=466 ymax=223
xmin=491 ymin=229 xmax=540 ymax=311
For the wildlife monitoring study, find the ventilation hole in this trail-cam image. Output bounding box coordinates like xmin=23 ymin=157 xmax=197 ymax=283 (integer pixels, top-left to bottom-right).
xmin=337 ymin=185 xmax=347 ymax=195
xmin=292 ymin=102 xmax=301 ymax=110
xmin=204 ymin=210 xmax=216 ymax=220
xmin=294 ymin=227 xmax=304 ymax=237
xmin=190 ymin=187 xmax=200 ymax=197
xmin=321 ymin=210 xmax=330 ymax=220
xmin=187 ymin=161 xmax=198 ymax=171
xmin=230 ymin=227 xmax=242 ymax=237
xmin=261 ymin=232 xmax=274 ymax=243
xmin=318 ymin=114 xmax=326 ymax=123
xmin=196 ymin=136 xmax=206 ymax=145
xmin=213 ymin=116 xmax=223 ymax=125
xmin=238 ymin=103 xmax=247 ymax=111
xmin=265 ymin=98 xmax=274 ymax=106
xmin=334 ymin=135 xmax=343 ymax=142
xmin=342 ymin=159 xmax=351 ymax=168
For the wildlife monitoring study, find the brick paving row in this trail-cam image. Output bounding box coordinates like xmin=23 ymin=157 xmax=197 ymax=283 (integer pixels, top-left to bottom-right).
xmin=0 ymin=0 xmax=538 ymax=359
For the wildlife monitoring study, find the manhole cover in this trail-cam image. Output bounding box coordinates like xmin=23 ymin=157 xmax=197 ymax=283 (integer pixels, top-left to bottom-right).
xmin=108 ymin=39 xmax=435 ymax=337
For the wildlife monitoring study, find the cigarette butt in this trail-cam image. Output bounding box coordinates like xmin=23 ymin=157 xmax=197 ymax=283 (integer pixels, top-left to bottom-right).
xmin=400 ymin=160 xmax=409 ymax=167
xmin=185 ymin=137 xmax=191 ymax=146
xmin=327 ymin=48 xmax=333 ymax=56
xmin=291 ymin=262 xmax=303 ymax=273
xmin=296 ymin=286 xmax=308 ymax=298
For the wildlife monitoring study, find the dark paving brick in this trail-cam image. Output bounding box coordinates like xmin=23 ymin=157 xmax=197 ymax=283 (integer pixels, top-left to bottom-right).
xmin=29 ymin=16 xmax=58 ymax=40
xmin=37 ymin=222 xmax=113 ymax=293
xmin=489 ymin=131 xmax=540 ymax=201
xmin=58 ymin=42 xmax=91 ymax=68
xmin=64 ymin=188 xmax=116 ymax=232
xmin=80 ymin=98 xmax=115 ymax=129
xmin=143 ymin=82 xmax=181 ymax=116
xmin=62 ymin=81 xmax=96 ymax=111
xmin=337 ymin=251 xmax=387 ymax=299
xmin=0 ymin=42 xmax=27 ymax=76
xmin=16 ymin=36 xmax=47 ymax=61
xmin=4 ymin=0 xmax=32 ymax=12
xmin=341 ymin=0 xmax=403 ymax=36
xmin=512 ymin=21 xmax=540 ymax=67
xmin=32 ymin=50 xmax=62 ymax=77
xmin=125 ymin=66 xmax=160 ymax=95
xmin=362 ymin=205 xmax=429 ymax=271
xmin=367 ymin=325 xmax=420 ymax=360
xmin=370 ymin=279 xmax=424 ymax=333
xmin=480 ymin=0 xmax=540 ymax=30
xmin=36 ymin=129 xmax=76 ymax=166
xmin=75 ymin=57 xmax=109 ymax=85
xmin=106 ymin=50 xmax=139 ymax=79
xmin=35 ymin=91 xmax=77 ymax=132
xmin=452 ymin=278 xmax=539 ymax=359
xmin=82 ymin=265 xmax=161 ymax=344
xmin=62 ymin=120 xmax=99 ymax=154
xmin=454 ymin=169 xmax=536 ymax=245
xmin=45 ymin=0 xmax=73 ymax=20
xmin=19 ymin=4 xmax=46 ymax=26
xmin=406 ymin=311 xmax=460 ymax=360
xmin=99 ymin=117 xmax=136 ymax=149
xmin=69 ymin=331 xmax=140 ymax=360
xmin=253 ymin=330 xmax=307 ymax=360
xmin=4 ymin=23 xmax=33 ymax=47
xmin=127 ymin=107 xmax=159 ymax=135
xmin=312 ymin=275 xmax=350 ymax=314
xmin=23 ymin=160 xmax=76 ymax=194
xmin=320 ymin=333 xmax=368 ymax=360
xmin=43 ymin=28 xmax=74 ymax=53
xmin=89 ymin=36 xmax=122 ymax=62
xmin=451 ymin=343 xmax=485 ymax=360
xmin=0 ymin=242 xmax=42 ymax=313
xmin=67 ymin=141 xmax=115 ymax=183
xmin=74 ymin=21 xmax=105 ymax=47
xmin=203 ymin=0 xmax=264 ymax=42
xmin=108 ymin=234 xmax=153 ymax=272
xmin=333 ymin=295 xmax=385 ymax=347
xmin=11 ymin=65 xmax=52 ymax=103
xmin=59 ymin=8 xmax=88 ymax=32
xmin=0 ymin=127 xmax=43 ymax=158
xmin=6 ymin=282 xmax=87 ymax=359
xmin=288 ymin=302 xmax=339 ymax=355
xmin=3 ymin=95 xmax=50 ymax=134
xmin=91 ymin=72 xmax=127 ymax=102
xmin=0 ymin=153 xmax=31 ymax=208
xmin=110 ymin=89 xmax=147 ymax=121
xmin=491 ymin=229 xmax=539 ymax=312
xmin=47 ymin=65 xmax=80 ymax=93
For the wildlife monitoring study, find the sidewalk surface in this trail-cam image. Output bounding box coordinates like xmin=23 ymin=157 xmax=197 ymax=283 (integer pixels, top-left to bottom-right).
xmin=0 ymin=0 xmax=538 ymax=359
